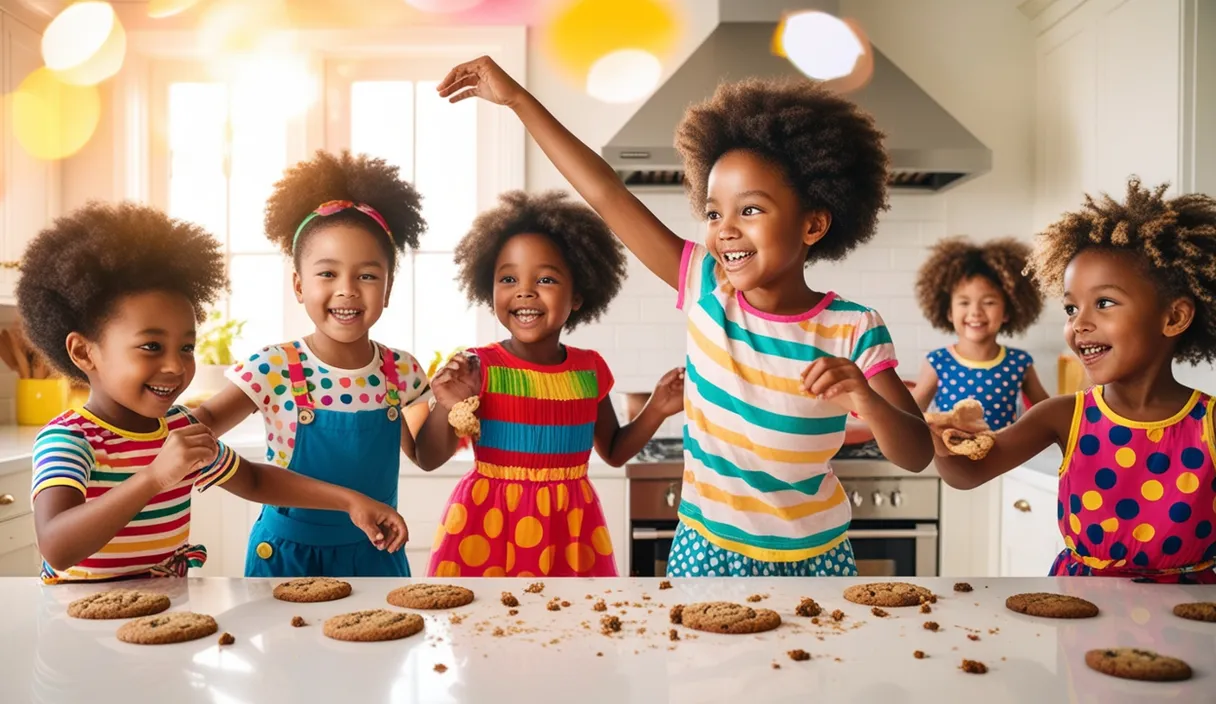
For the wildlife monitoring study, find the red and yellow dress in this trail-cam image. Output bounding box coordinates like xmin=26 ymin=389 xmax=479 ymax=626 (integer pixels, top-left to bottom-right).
xmin=427 ymin=343 xmax=618 ymax=577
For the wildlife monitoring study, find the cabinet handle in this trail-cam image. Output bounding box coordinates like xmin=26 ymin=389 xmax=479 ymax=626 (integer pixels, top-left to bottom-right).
xmin=1013 ymin=499 xmax=1031 ymax=512
xmin=0 ymin=494 xmax=14 ymax=506
xmin=0 ymin=261 xmax=20 ymax=270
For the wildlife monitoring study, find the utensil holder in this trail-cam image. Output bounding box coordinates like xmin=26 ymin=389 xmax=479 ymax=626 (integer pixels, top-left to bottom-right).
xmin=17 ymin=378 xmax=70 ymax=426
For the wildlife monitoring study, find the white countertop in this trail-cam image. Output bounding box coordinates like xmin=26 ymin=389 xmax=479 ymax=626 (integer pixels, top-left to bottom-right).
xmin=1 ymin=576 xmax=1211 ymax=703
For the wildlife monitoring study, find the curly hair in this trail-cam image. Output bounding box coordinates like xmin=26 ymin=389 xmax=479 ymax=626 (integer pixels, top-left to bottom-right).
xmin=16 ymin=202 xmax=228 ymax=382
xmin=1027 ymin=177 xmax=1216 ymax=364
xmin=675 ymin=76 xmax=889 ymax=263
xmin=453 ymin=190 xmax=627 ymax=330
xmin=915 ymin=236 xmax=1042 ymax=335
xmin=264 ymin=150 xmax=425 ymax=269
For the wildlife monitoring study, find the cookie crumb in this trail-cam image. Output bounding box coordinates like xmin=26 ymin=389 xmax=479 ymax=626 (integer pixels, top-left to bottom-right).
xmin=291 ymin=616 xmax=306 ymax=628
xmin=954 ymin=582 xmax=973 ymax=593
xmin=967 ymin=634 xmax=980 ymax=641
xmin=218 ymin=632 xmax=235 ymax=646
xmin=585 ymin=594 xmax=593 ymax=600
xmin=449 ymin=613 xmax=466 ymax=625
xmin=788 ymin=649 xmax=811 ymax=662
xmin=810 ymin=617 xmax=820 ymax=625
xmin=638 ymin=627 xmax=647 ymax=635
xmin=593 ymin=600 xmax=607 ymax=612
xmin=600 ymin=615 xmax=622 ymax=634
xmin=747 ymin=594 xmax=767 ymax=603
xmin=561 ymin=600 xmax=571 ymax=608
xmin=508 ymin=609 xmax=518 ymax=616
xmin=669 ymin=629 xmax=680 ymax=641
xmin=871 ymin=607 xmax=888 ymax=618
xmin=659 ymin=580 xmax=673 ymax=590
xmin=795 ymin=597 xmax=822 ymax=617
xmin=524 ymin=582 xmax=545 ymax=594
xmin=830 ymin=609 xmax=845 ymax=622
xmin=772 ymin=663 xmax=781 ymax=670
xmin=924 ymin=621 xmax=939 ymax=632
xmin=596 ymin=652 xmax=603 ymax=657
xmin=492 ymin=627 xmax=505 ymax=637
xmin=501 ymin=592 xmax=519 ymax=607
xmin=670 ymin=604 xmax=684 ymax=624
xmin=961 ymin=659 xmax=988 ymax=674
xmin=914 ymin=650 xmax=926 ymax=659
xmin=547 ymin=599 xmax=562 ymax=611
xmin=433 ymin=664 xmax=448 ymax=673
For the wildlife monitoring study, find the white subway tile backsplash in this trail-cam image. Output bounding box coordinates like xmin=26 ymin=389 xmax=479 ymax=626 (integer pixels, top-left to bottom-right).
xmin=861 ymin=271 xmax=918 ymax=297
xmin=889 ymin=247 xmax=928 ymax=272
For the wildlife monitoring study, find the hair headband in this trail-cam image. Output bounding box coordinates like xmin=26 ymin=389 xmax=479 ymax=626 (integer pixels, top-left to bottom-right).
xmin=292 ymin=200 xmax=393 ymax=251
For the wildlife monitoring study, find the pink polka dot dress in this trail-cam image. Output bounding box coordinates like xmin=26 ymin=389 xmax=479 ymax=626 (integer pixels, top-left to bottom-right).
xmin=1051 ymin=386 xmax=1216 ymax=583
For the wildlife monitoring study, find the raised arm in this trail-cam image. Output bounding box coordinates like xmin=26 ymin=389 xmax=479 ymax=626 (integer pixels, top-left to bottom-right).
xmin=910 ymin=359 xmax=939 ymax=412
xmin=438 ymin=56 xmax=686 ymax=289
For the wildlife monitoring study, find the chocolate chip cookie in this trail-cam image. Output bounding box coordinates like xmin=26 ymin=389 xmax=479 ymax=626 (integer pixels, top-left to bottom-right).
xmin=68 ymin=589 xmax=170 ymax=620
xmin=1005 ymin=593 xmax=1098 ymax=619
xmin=675 ymin=602 xmax=781 ymax=634
xmin=1084 ymin=648 xmax=1192 ymax=681
xmin=843 ymin=582 xmax=934 ymax=607
xmin=116 ymin=612 xmax=218 ymax=645
xmin=1172 ymin=602 xmax=1216 ymax=623
xmin=942 ymin=429 xmax=996 ymax=460
xmin=323 ymin=610 xmax=425 ymax=642
xmin=387 ymin=584 xmax=474 ymax=610
xmin=272 ymin=577 xmax=352 ymax=603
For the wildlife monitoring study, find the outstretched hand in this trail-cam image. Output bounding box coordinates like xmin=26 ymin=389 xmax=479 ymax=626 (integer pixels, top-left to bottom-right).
xmin=437 ymin=55 xmax=525 ymax=107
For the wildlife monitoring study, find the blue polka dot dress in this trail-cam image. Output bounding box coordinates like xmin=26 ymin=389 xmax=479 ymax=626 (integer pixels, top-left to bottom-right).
xmin=1050 ymin=387 xmax=1216 ymax=583
xmin=928 ymin=346 xmax=1032 ymax=430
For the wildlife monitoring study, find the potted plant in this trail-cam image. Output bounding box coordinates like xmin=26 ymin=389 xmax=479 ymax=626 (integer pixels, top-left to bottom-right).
xmin=182 ymin=311 xmax=246 ymax=406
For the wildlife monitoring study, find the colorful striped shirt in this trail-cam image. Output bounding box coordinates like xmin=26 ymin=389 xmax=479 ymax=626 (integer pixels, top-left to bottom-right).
xmin=471 ymin=343 xmax=612 ymax=474
xmin=676 ymin=242 xmax=899 ymax=562
xmin=30 ymin=406 xmax=240 ymax=582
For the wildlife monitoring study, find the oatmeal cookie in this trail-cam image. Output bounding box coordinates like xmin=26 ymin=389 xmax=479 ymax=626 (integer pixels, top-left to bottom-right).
xmin=68 ymin=589 xmax=170 ymax=620
xmin=677 ymin=602 xmax=781 ymax=635
xmin=386 ymin=584 xmax=474 ymax=610
xmin=272 ymin=577 xmax=352 ymax=603
xmin=116 ymin=612 xmax=217 ymax=645
xmin=843 ymin=582 xmax=934 ymax=608
xmin=323 ymin=610 xmax=425 ymax=642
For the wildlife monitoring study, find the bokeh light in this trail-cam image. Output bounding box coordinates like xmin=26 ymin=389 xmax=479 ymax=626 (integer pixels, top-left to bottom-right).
xmin=12 ymin=68 xmax=101 ymax=160
xmin=405 ymin=0 xmax=483 ymax=13
xmin=148 ymin=0 xmax=203 ymax=18
xmin=776 ymin=11 xmax=864 ymax=81
xmin=41 ymin=2 xmax=127 ymax=86
xmin=544 ymin=0 xmax=680 ymax=82
xmin=586 ymin=49 xmax=661 ymax=103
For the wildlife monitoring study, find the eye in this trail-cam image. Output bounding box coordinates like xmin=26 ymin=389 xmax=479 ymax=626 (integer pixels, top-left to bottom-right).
xmin=705 ymin=210 xmax=720 ymax=220
xmin=359 ymin=273 xmax=379 ymax=281
xmin=499 ymin=275 xmax=516 ymax=284
xmin=538 ymin=276 xmax=558 ymax=285
xmin=139 ymin=342 xmax=162 ymax=352
xmin=1063 ymin=304 xmax=1077 ymax=316
xmin=317 ymin=271 xmax=335 ymax=278
xmin=741 ymin=206 xmax=762 ymax=216
xmin=1097 ymin=298 xmax=1116 ymax=309
xmin=182 ymin=344 xmax=195 ymax=353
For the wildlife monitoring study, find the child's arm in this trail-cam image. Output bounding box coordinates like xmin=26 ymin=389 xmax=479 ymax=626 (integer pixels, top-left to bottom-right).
xmin=192 ymin=383 xmax=258 ymax=436
xmin=438 ymin=56 xmax=685 ymax=289
xmin=594 ymin=367 xmax=684 ymax=467
xmin=910 ymin=360 xmax=939 ymax=412
xmin=33 ymin=425 xmax=218 ymax=571
xmin=1021 ymin=365 xmax=1050 ymax=406
xmin=930 ymin=394 xmax=1075 ymax=490
xmin=412 ymin=354 xmax=480 ymax=471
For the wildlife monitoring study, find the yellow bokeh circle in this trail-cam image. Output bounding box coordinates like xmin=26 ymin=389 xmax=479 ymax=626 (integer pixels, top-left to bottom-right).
xmin=13 ymin=68 xmax=101 ymax=160
xmin=544 ymin=0 xmax=680 ymax=80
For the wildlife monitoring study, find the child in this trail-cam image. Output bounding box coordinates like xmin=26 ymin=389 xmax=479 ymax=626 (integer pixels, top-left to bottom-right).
xmin=17 ymin=202 xmax=407 ymax=584
xmin=191 ymin=151 xmax=475 ymax=578
xmin=930 ymin=178 xmax=1216 ymax=583
xmin=427 ymin=190 xmax=685 ymax=577
xmin=911 ymin=236 xmax=1048 ymax=428
xmin=437 ymin=58 xmax=933 ymax=577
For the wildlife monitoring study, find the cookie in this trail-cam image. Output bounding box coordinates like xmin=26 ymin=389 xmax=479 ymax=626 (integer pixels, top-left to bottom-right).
xmin=386 ymin=584 xmax=474 ymax=610
xmin=1084 ymin=648 xmax=1192 ymax=682
xmin=926 ymin=398 xmax=988 ymax=432
xmin=323 ymin=610 xmax=425 ymax=642
xmin=1172 ymin=602 xmax=1216 ymax=623
xmin=116 ymin=612 xmax=218 ymax=645
xmin=448 ymin=396 xmax=481 ymax=441
xmin=67 ymin=589 xmax=170 ymax=620
xmin=942 ymin=429 xmax=996 ymax=460
xmin=1005 ymin=593 xmax=1098 ymax=619
xmin=843 ymin=582 xmax=934 ymax=608
xmin=676 ymin=602 xmax=781 ymax=635
xmin=272 ymin=577 xmax=352 ymax=603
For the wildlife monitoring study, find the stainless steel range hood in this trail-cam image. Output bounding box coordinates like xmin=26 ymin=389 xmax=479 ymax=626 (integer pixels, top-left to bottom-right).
xmin=603 ymin=0 xmax=992 ymax=192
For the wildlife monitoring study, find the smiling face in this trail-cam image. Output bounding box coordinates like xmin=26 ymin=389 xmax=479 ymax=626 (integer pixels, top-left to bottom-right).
xmin=492 ymin=232 xmax=580 ymax=348
xmin=949 ymin=275 xmax=1007 ymax=345
xmin=293 ymin=223 xmax=392 ymax=348
xmin=703 ymin=149 xmax=826 ymax=294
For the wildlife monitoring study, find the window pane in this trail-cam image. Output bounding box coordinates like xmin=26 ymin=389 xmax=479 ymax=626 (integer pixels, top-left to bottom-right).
xmin=228 ymin=91 xmax=287 ymax=254
xmin=369 ymin=251 xmax=415 ymax=353
xmin=228 ymin=254 xmax=285 ymax=359
xmin=167 ymin=82 xmax=228 ymax=239
xmin=412 ymin=253 xmax=475 ymax=361
xmin=351 ymin=81 xmax=415 ymax=181
xmin=415 ymin=80 xmax=476 ymax=251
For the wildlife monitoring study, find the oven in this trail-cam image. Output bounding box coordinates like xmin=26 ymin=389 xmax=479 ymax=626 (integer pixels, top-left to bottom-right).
xmin=627 ymin=463 xmax=682 ymax=578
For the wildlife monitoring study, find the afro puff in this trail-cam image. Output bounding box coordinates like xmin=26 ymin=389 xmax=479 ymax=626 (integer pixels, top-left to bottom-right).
xmin=1027 ymin=177 xmax=1216 ymax=365
xmin=16 ymin=201 xmax=228 ymax=382
xmin=264 ymin=150 xmax=425 ymax=269
xmin=915 ymin=236 xmax=1043 ymax=335
xmin=675 ymin=76 xmax=889 ymax=263
xmin=453 ymin=190 xmax=626 ymax=330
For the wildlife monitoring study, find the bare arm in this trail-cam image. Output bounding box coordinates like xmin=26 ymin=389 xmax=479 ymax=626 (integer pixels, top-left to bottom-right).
xmin=931 ymin=393 xmax=1075 ymax=490
xmin=413 ymin=404 xmax=462 ymax=472
xmin=34 ymin=477 xmax=166 ymax=571
xmin=861 ymin=369 xmax=935 ymax=472
xmin=1021 ymin=364 xmax=1051 ymax=406
xmin=593 ymin=368 xmax=683 ymax=467
xmin=438 ymin=56 xmax=686 ymax=289
xmin=911 ymin=359 xmax=939 ymax=412
xmin=193 ymin=383 xmax=258 ymax=436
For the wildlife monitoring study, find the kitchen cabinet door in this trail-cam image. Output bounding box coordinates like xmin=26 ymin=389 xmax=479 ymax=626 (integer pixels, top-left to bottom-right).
xmin=0 ymin=466 xmax=38 ymax=576
xmin=999 ymin=469 xmax=1062 ymax=577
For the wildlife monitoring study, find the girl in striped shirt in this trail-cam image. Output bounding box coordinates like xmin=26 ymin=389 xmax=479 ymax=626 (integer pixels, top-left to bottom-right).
xmin=18 ymin=203 xmax=407 ymax=583
xmin=436 ymin=57 xmax=933 ymax=577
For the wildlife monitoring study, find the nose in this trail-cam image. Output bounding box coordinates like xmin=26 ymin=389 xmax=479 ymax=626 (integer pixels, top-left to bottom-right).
xmin=1071 ymin=308 xmax=1094 ymax=335
xmin=714 ymin=213 xmax=741 ymax=240
xmin=515 ymin=288 xmax=537 ymax=300
xmin=162 ymin=353 xmax=185 ymax=376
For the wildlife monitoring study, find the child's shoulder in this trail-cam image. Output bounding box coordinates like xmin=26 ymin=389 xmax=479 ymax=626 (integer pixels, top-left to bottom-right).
xmin=1003 ymin=346 xmax=1035 ymax=364
xmin=818 ymin=293 xmax=886 ymax=322
xmin=34 ymin=410 xmax=92 ymax=444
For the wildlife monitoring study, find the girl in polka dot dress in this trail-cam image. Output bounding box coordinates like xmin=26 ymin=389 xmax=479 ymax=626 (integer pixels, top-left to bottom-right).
xmin=427 ymin=191 xmax=685 ymax=578
xmin=192 ymin=151 xmax=479 ymax=578
xmin=912 ymin=237 xmax=1049 ymax=429
xmin=931 ymin=178 xmax=1216 ymax=583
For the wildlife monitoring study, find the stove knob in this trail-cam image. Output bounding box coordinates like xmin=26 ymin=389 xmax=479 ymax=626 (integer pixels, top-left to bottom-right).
xmin=891 ymin=490 xmax=903 ymax=507
xmin=871 ymin=491 xmax=884 ymax=507
xmin=850 ymin=491 xmax=863 ymax=507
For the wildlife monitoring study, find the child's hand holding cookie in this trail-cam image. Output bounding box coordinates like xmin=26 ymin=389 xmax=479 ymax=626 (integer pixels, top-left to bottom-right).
xmin=924 ymin=399 xmax=996 ymax=460
xmin=431 ymin=352 xmax=481 ymax=411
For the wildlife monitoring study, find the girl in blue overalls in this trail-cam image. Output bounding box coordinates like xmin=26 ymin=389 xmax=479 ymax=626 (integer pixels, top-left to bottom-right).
xmin=193 ymin=150 xmax=479 ymax=576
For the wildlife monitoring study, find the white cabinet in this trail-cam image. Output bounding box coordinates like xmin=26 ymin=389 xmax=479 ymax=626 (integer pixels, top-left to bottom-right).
xmin=0 ymin=13 xmax=58 ymax=303
xmin=0 ymin=463 xmax=39 ymax=577
xmin=999 ymin=467 xmax=1064 ymax=577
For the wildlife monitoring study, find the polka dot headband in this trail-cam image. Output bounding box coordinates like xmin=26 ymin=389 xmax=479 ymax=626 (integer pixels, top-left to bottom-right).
xmin=292 ymin=200 xmax=393 ymax=251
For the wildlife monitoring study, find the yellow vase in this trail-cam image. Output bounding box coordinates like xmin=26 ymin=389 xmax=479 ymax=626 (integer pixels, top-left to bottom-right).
xmin=17 ymin=378 xmax=70 ymax=426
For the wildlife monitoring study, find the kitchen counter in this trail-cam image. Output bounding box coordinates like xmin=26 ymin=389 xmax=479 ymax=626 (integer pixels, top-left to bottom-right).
xmin=1 ymin=576 xmax=1210 ymax=703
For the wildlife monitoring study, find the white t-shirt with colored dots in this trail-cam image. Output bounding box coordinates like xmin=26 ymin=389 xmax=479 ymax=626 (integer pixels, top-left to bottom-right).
xmin=226 ymin=339 xmax=432 ymax=467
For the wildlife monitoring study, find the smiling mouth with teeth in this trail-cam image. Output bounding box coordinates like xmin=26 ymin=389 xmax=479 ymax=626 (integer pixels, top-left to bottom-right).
xmin=1077 ymin=343 xmax=1111 ymax=362
xmin=329 ymin=308 xmax=364 ymax=323
xmin=511 ymin=309 xmax=543 ymax=324
xmin=721 ymin=251 xmax=755 ymax=264
xmin=145 ymin=384 xmax=178 ymax=398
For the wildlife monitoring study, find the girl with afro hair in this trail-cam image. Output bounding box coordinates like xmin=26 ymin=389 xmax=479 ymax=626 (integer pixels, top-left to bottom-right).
xmin=433 ymin=56 xmax=932 ymax=579
xmin=426 ymin=190 xmax=685 ymax=578
xmin=911 ymin=236 xmax=1048 ymax=429
xmin=930 ymin=178 xmax=1216 ymax=583
xmin=191 ymin=151 xmax=473 ymax=578
xmin=17 ymin=202 xmax=405 ymax=583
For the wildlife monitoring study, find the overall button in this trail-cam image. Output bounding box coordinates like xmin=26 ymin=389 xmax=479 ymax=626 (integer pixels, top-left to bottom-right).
xmin=256 ymin=542 xmax=274 ymax=560
xmin=387 ymin=406 xmax=399 ymax=422
xmin=299 ymin=408 xmax=315 ymax=425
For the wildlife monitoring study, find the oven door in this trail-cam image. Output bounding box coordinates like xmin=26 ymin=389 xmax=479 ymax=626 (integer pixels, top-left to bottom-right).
xmin=847 ymin=521 xmax=938 ymax=577
xmin=630 ymin=521 xmax=676 ymax=577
